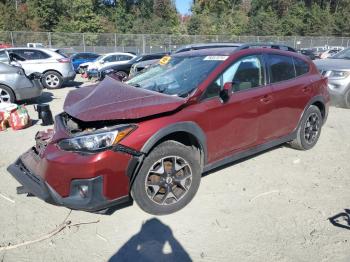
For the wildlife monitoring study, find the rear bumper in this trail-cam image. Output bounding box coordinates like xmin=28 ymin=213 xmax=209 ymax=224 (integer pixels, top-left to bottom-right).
xmin=7 ymin=158 xmax=132 ymax=212
xmin=63 ymin=70 xmax=76 ymax=82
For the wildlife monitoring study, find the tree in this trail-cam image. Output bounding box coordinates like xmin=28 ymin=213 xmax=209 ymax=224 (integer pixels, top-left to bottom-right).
xmin=55 ymin=0 xmax=105 ymax=33
xmin=27 ymin=0 xmax=63 ymax=31
xmin=248 ymin=8 xmax=281 ymax=35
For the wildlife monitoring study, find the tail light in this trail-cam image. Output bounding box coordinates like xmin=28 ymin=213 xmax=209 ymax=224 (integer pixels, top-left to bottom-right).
xmin=57 ymin=58 xmax=71 ymax=63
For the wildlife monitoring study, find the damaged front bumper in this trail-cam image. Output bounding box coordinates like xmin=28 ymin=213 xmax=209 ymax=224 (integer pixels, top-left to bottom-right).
xmin=7 ymin=156 xmax=132 ymax=213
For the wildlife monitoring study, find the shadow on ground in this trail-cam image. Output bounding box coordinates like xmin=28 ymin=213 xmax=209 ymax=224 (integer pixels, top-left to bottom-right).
xmin=64 ymin=80 xmax=84 ymax=88
xmin=21 ymin=91 xmax=55 ymax=105
xmin=109 ymin=218 xmax=192 ymax=262
xmin=329 ymin=209 xmax=350 ymax=230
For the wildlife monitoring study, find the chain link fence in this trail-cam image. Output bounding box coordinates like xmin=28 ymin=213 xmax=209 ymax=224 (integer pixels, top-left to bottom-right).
xmin=1 ymin=31 xmax=350 ymax=54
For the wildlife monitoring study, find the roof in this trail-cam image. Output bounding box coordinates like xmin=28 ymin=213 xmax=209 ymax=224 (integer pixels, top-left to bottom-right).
xmin=173 ymin=47 xmax=238 ymax=57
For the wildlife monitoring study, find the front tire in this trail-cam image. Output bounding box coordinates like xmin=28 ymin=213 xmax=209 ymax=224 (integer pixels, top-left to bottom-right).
xmin=132 ymin=141 xmax=201 ymax=215
xmin=42 ymin=71 xmax=63 ymax=89
xmin=289 ymin=105 xmax=323 ymax=150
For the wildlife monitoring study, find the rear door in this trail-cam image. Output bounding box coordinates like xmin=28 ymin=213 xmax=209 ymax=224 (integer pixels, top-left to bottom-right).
xmin=263 ymin=54 xmax=312 ymax=140
xmin=196 ymin=54 xmax=273 ymax=163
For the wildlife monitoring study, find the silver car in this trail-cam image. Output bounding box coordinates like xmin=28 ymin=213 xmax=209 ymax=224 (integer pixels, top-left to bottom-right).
xmin=0 ymin=62 xmax=43 ymax=103
xmin=0 ymin=48 xmax=76 ymax=89
xmin=314 ymin=48 xmax=350 ymax=108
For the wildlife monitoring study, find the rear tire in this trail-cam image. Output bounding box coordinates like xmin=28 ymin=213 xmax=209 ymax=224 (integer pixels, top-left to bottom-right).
xmin=0 ymin=85 xmax=15 ymax=103
xmin=42 ymin=71 xmax=63 ymax=89
xmin=132 ymin=141 xmax=201 ymax=215
xmin=289 ymin=105 xmax=323 ymax=150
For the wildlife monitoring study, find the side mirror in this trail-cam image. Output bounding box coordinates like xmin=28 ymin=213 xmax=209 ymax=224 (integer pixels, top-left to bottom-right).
xmin=100 ymin=60 xmax=105 ymax=64
xmin=219 ymin=82 xmax=232 ymax=103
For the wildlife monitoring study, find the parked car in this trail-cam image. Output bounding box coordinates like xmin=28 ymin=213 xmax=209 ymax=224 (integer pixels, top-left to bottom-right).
xmin=0 ymin=48 xmax=76 ymax=89
xmin=314 ymin=47 xmax=350 ymax=108
xmin=98 ymin=52 xmax=168 ymax=80
xmin=311 ymin=46 xmax=329 ymax=59
xmin=0 ymin=61 xmax=43 ymax=103
xmin=27 ymin=43 xmax=44 ymax=48
xmin=129 ymin=59 xmax=160 ymax=77
xmin=298 ymin=49 xmax=316 ymax=60
xmin=8 ymin=46 xmax=329 ymax=215
xmin=0 ymin=43 xmax=12 ymax=49
xmin=79 ymin=52 xmax=136 ymax=75
xmin=71 ymin=52 xmax=100 ymax=72
xmin=320 ymin=48 xmax=342 ymax=59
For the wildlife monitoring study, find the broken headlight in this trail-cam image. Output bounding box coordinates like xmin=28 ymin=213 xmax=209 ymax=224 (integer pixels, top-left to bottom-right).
xmin=58 ymin=125 xmax=136 ymax=152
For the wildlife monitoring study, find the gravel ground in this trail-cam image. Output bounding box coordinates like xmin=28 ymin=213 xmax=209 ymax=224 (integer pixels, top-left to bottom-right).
xmin=0 ymin=77 xmax=349 ymax=262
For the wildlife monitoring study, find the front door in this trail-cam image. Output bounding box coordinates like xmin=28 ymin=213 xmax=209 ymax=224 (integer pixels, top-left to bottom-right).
xmin=196 ymin=55 xmax=273 ymax=163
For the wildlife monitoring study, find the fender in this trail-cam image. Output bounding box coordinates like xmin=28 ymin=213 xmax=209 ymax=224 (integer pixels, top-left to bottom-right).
xmin=127 ymin=121 xmax=207 ymax=187
xmin=141 ymin=121 xmax=207 ymax=163
xmin=296 ymin=95 xmax=327 ymax=129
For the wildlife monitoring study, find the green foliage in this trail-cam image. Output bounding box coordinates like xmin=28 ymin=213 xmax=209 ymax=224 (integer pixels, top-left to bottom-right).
xmin=55 ymin=0 xmax=105 ymax=33
xmin=27 ymin=0 xmax=63 ymax=31
xmin=1 ymin=0 xmax=350 ymax=36
xmin=248 ymin=8 xmax=281 ymax=35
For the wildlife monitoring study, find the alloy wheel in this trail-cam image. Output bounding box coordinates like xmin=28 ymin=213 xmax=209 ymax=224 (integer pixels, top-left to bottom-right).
xmin=45 ymin=74 xmax=60 ymax=88
xmin=304 ymin=113 xmax=320 ymax=144
xmin=145 ymin=156 xmax=193 ymax=206
xmin=0 ymin=87 xmax=11 ymax=103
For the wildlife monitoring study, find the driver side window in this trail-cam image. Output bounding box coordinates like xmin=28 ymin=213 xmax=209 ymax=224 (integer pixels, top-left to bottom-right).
xmin=203 ymin=55 xmax=265 ymax=99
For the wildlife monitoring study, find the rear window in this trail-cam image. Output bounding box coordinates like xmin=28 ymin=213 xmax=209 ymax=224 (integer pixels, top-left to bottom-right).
xmin=55 ymin=49 xmax=68 ymax=58
xmin=293 ymin=57 xmax=309 ymax=76
xmin=268 ymin=54 xmax=295 ymax=83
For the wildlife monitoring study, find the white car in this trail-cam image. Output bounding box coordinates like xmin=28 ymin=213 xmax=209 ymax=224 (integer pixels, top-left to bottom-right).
xmin=0 ymin=48 xmax=76 ymax=89
xmin=320 ymin=48 xmax=344 ymax=59
xmin=79 ymin=52 xmax=136 ymax=72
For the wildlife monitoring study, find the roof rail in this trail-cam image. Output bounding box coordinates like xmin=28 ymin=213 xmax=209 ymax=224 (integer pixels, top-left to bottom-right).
xmin=236 ymin=43 xmax=296 ymax=52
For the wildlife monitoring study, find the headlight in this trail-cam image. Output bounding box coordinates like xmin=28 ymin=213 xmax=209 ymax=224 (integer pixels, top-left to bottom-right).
xmin=104 ymin=69 xmax=114 ymax=74
xmin=58 ymin=125 xmax=136 ymax=152
xmin=328 ymin=70 xmax=350 ymax=79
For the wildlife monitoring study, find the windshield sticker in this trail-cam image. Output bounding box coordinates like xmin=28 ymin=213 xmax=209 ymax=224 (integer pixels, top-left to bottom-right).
xmin=159 ymin=56 xmax=171 ymax=65
xmin=203 ymin=56 xmax=229 ymax=61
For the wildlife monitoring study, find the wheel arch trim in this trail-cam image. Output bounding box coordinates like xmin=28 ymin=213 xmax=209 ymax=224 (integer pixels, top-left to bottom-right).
xmin=297 ymin=95 xmax=327 ymax=128
xmin=127 ymin=122 xmax=207 ymax=188
xmin=141 ymin=121 xmax=208 ymax=164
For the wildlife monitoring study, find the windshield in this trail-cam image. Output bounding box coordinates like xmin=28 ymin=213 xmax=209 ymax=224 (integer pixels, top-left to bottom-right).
xmin=331 ymin=48 xmax=350 ymax=59
xmin=95 ymin=55 xmax=103 ymax=61
xmin=126 ymin=55 xmax=225 ymax=97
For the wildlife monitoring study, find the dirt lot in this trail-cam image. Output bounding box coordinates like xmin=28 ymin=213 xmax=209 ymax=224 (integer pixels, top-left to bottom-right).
xmin=0 ymin=77 xmax=349 ymax=262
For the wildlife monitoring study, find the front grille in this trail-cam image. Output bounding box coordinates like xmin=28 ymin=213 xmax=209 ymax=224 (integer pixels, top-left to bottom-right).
xmin=16 ymin=159 xmax=41 ymax=185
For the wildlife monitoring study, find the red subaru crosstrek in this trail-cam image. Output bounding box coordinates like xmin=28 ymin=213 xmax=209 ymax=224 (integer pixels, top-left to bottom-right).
xmin=8 ymin=46 xmax=330 ymax=215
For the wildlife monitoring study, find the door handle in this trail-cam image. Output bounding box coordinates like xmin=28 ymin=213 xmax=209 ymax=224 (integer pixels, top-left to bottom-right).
xmin=260 ymin=95 xmax=272 ymax=104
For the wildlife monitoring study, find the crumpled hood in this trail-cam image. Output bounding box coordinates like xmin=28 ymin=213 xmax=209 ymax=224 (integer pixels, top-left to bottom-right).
xmin=314 ymin=58 xmax=350 ymax=71
xmin=64 ymin=77 xmax=186 ymax=122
